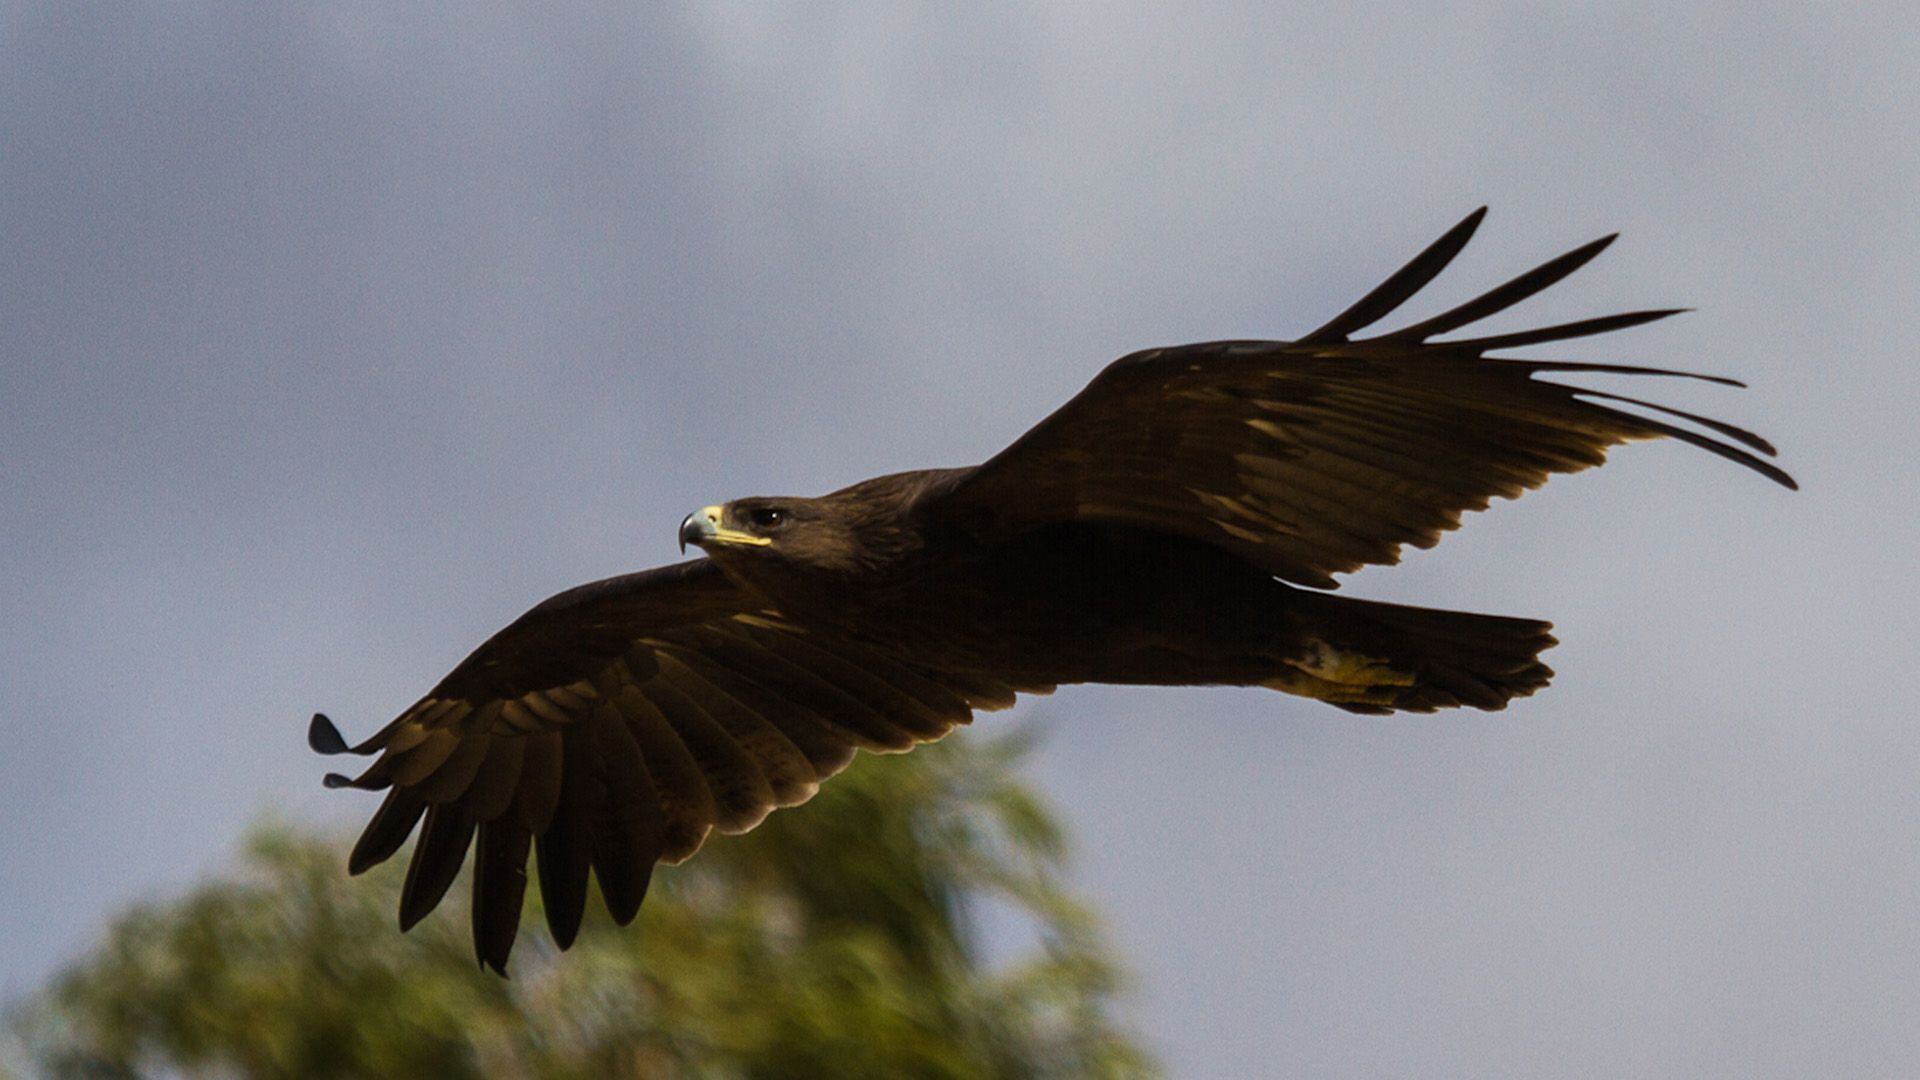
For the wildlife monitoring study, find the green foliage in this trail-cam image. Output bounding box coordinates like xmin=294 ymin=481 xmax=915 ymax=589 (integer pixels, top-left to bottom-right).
xmin=13 ymin=734 xmax=1155 ymax=1079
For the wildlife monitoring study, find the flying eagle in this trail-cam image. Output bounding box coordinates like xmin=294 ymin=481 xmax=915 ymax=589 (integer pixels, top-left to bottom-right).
xmin=312 ymin=209 xmax=1793 ymax=973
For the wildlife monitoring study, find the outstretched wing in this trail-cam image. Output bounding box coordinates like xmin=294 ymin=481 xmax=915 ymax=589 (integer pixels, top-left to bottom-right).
xmin=922 ymin=208 xmax=1794 ymax=589
xmin=312 ymin=558 xmax=1034 ymax=973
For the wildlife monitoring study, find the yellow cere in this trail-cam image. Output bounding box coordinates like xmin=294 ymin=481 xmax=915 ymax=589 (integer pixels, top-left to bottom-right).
xmin=703 ymin=505 xmax=774 ymax=547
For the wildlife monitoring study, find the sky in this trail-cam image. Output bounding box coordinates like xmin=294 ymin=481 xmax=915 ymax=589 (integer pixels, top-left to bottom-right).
xmin=3 ymin=3 xmax=1916 ymax=1076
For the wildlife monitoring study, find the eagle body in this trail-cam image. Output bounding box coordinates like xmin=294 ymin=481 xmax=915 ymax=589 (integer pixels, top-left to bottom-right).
xmin=707 ymin=490 xmax=1543 ymax=705
xmin=746 ymin=517 xmax=1302 ymax=687
xmin=314 ymin=210 xmax=1792 ymax=972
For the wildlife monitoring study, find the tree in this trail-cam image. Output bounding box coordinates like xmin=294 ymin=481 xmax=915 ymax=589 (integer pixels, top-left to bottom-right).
xmin=13 ymin=732 xmax=1155 ymax=1079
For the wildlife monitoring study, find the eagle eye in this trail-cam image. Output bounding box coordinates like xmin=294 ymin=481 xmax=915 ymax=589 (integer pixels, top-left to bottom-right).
xmin=746 ymin=506 xmax=787 ymax=530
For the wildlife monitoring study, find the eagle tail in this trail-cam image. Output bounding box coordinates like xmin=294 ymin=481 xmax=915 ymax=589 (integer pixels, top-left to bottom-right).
xmin=1265 ymin=593 xmax=1557 ymax=714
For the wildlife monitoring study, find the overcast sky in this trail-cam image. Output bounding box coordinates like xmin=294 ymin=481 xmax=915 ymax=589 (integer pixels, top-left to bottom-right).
xmin=4 ymin=3 xmax=1917 ymax=1076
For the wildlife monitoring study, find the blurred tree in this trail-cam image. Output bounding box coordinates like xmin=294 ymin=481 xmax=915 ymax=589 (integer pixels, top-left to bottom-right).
xmin=12 ymin=733 xmax=1155 ymax=1079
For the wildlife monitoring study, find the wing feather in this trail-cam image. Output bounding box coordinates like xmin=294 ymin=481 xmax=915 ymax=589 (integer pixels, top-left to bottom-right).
xmin=319 ymin=557 xmax=1019 ymax=973
xmin=472 ymin=820 xmax=532 ymax=973
xmin=583 ymin=707 xmax=662 ymax=926
xmin=685 ymin=624 xmax=924 ymax=751
xmin=533 ymin=734 xmax=594 ymax=950
xmin=659 ymin=644 xmax=858 ymax=777
xmin=347 ymin=789 xmax=426 ymax=876
xmin=924 ymin=213 xmax=1791 ymax=586
xmin=1381 ymin=232 xmax=1619 ymax=342
xmin=463 ymin=736 xmax=525 ymax=823
xmin=654 ymin=652 xmax=819 ymax=806
xmin=637 ymin=679 xmax=778 ymax=834
xmin=399 ymin=804 xmax=475 ymax=932
xmin=411 ymin=730 xmax=492 ymax=804
xmin=1299 ymin=206 xmax=1486 ymax=343
xmin=759 ymin=631 xmax=967 ymax=742
xmin=507 ymin=731 xmax=565 ymax=836
xmin=603 ymin=681 xmax=715 ymax=863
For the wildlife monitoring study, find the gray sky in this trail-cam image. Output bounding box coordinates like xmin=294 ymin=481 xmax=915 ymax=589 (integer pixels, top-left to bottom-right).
xmin=4 ymin=3 xmax=1916 ymax=1076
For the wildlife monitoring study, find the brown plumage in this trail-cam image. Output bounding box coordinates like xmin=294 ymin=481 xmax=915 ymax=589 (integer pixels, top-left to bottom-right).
xmin=313 ymin=209 xmax=1793 ymax=973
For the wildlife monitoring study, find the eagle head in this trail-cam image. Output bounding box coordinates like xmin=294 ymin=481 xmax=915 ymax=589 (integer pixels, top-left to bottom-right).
xmin=677 ymin=495 xmax=895 ymax=576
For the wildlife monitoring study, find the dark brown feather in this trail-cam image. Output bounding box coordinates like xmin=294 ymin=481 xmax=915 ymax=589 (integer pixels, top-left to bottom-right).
xmin=756 ymin=631 xmax=962 ymax=742
xmin=399 ymin=804 xmax=475 ymax=932
xmin=654 ymin=653 xmax=819 ymax=805
xmin=411 ymin=730 xmax=492 ymax=804
xmin=604 ymin=683 xmax=716 ymax=863
xmin=640 ymin=680 xmax=775 ymax=834
xmin=660 ymin=642 xmax=858 ymax=775
xmin=1439 ymin=308 xmax=1685 ymax=350
xmin=1382 ymin=232 xmax=1618 ymax=342
xmin=348 ymin=788 xmax=426 ymax=876
xmin=1298 ymin=207 xmax=1486 ymax=344
xmin=508 ymin=731 xmax=565 ymax=835
xmin=688 ymin=623 xmax=922 ymax=751
xmin=388 ymin=730 xmax=461 ymax=788
xmin=584 ymin=707 xmax=663 ymax=926
xmin=534 ymin=734 xmax=595 ymax=950
xmin=462 ymin=736 xmax=526 ymax=822
xmin=472 ymin=819 xmax=532 ymax=975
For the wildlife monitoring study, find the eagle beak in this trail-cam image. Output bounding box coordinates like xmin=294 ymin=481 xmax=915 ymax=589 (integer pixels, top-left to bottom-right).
xmin=679 ymin=505 xmax=771 ymax=553
xmin=678 ymin=511 xmax=709 ymax=553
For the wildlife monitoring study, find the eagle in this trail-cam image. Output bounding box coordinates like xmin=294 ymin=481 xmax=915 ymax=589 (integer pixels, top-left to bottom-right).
xmin=312 ymin=209 xmax=1793 ymax=974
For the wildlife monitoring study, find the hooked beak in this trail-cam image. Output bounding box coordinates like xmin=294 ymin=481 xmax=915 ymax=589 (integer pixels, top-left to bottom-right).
xmin=678 ymin=508 xmax=712 ymax=553
xmin=678 ymin=505 xmax=772 ymax=553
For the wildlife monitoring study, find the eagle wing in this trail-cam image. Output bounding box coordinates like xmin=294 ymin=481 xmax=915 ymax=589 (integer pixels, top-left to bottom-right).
xmin=312 ymin=558 xmax=1033 ymax=973
xmin=924 ymin=209 xmax=1794 ymax=589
